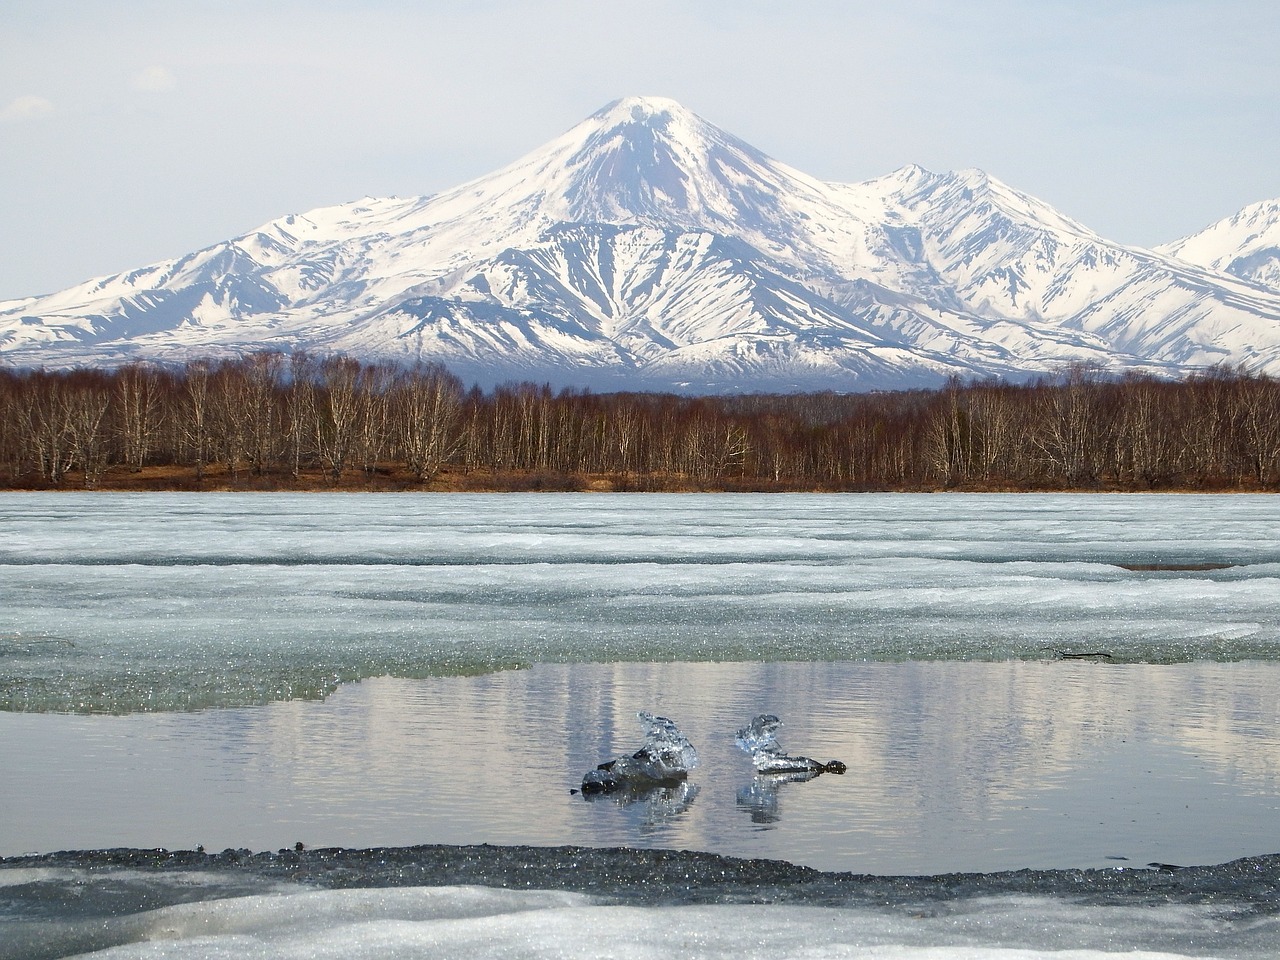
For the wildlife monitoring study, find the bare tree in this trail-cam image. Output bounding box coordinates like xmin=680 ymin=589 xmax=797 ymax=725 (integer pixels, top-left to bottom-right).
xmin=286 ymin=352 xmax=317 ymax=480
xmin=355 ymin=362 xmax=395 ymax=480
xmin=394 ymin=362 xmax=463 ymax=483
xmin=315 ymin=355 xmax=362 ymax=483
xmin=209 ymin=360 xmax=250 ymax=479
xmin=62 ymin=370 xmax=113 ymax=487
xmin=1230 ymin=372 xmax=1280 ymax=485
xmin=180 ymin=360 xmax=213 ymax=482
xmin=22 ymin=372 xmax=76 ymax=484
xmin=1032 ymin=365 xmax=1107 ymax=485
xmin=3 ymin=353 xmax=1278 ymax=492
xmin=243 ymin=352 xmax=284 ymax=475
xmin=115 ymin=363 xmax=164 ymax=471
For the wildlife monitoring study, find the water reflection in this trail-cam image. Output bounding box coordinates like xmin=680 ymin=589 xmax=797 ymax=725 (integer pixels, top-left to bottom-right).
xmin=3 ymin=660 xmax=1280 ymax=874
xmin=736 ymin=771 xmax=823 ymax=826
xmin=580 ymin=780 xmax=701 ymax=832
xmin=732 ymin=713 xmax=847 ymax=826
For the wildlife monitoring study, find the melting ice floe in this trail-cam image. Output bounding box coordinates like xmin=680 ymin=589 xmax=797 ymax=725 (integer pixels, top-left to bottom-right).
xmin=735 ymin=714 xmax=847 ymax=778
xmin=579 ymin=711 xmax=699 ymax=795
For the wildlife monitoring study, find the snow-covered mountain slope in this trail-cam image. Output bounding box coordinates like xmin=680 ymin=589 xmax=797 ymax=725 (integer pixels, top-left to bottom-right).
xmin=881 ymin=168 xmax=1280 ymax=371
xmin=4 ymin=95 xmax=1280 ymax=390
xmin=1157 ymin=198 xmax=1280 ymax=295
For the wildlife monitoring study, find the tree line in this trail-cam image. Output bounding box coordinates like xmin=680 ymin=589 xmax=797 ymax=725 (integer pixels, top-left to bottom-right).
xmin=1 ymin=353 xmax=1278 ymax=491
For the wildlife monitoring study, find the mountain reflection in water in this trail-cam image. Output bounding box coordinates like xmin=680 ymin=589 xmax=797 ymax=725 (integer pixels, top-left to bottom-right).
xmin=4 ymin=660 xmax=1279 ymax=874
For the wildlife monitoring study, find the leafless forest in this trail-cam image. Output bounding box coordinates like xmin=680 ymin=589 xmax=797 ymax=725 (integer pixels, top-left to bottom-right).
xmin=2 ymin=353 xmax=1279 ymax=491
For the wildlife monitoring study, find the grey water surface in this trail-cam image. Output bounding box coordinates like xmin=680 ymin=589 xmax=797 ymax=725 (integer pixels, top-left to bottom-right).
xmin=4 ymin=662 xmax=1280 ymax=874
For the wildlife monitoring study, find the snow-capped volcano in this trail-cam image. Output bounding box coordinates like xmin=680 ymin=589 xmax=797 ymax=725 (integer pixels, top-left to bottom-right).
xmin=4 ymin=96 xmax=1280 ymax=390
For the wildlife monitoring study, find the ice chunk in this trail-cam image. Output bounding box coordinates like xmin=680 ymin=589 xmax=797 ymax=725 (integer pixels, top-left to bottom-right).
xmin=580 ymin=711 xmax=698 ymax=795
xmin=735 ymin=714 xmax=846 ymax=776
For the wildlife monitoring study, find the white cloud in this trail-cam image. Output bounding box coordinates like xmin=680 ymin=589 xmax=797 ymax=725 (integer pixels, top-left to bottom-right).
xmin=0 ymin=94 xmax=54 ymax=122
xmin=130 ymin=66 xmax=176 ymax=93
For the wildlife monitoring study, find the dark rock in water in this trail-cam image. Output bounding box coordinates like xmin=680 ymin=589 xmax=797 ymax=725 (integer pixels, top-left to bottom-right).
xmin=581 ymin=767 xmax=623 ymax=795
xmin=579 ymin=712 xmax=698 ymax=796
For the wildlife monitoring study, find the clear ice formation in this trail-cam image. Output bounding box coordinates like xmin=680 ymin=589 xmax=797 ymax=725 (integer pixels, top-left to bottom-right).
xmin=735 ymin=714 xmax=847 ymax=776
xmin=580 ymin=711 xmax=699 ymax=795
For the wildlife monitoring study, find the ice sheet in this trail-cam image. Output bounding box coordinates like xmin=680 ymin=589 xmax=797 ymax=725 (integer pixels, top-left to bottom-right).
xmin=3 ymin=871 xmax=1276 ymax=960
xmin=3 ymin=492 xmax=1279 ymax=713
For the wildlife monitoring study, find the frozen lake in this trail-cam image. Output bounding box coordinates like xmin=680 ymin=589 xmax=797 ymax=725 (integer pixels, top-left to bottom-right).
xmin=3 ymin=491 xmax=1280 ymax=713
xmin=3 ymin=492 xmax=1280 ymax=958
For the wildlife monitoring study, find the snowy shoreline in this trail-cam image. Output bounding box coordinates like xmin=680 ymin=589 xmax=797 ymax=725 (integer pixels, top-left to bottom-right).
xmin=5 ymin=846 xmax=1280 ymax=960
xmin=5 ymin=843 xmax=1279 ymax=906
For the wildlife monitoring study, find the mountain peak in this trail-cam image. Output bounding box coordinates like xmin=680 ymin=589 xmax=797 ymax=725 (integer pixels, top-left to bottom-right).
xmin=595 ymin=95 xmax=689 ymax=124
xmin=1157 ymin=194 xmax=1280 ymax=291
xmin=528 ymin=96 xmax=797 ymax=230
xmin=576 ymin=95 xmax=718 ymax=156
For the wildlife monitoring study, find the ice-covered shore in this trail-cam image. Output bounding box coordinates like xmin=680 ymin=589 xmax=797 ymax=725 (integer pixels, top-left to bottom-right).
xmin=3 ymin=845 xmax=1279 ymax=959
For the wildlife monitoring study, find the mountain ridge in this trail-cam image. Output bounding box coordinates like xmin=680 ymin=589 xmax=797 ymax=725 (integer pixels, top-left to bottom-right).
xmin=1156 ymin=198 xmax=1280 ymax=295
xmin=3 ymin=95 xmax=1280 ymax=391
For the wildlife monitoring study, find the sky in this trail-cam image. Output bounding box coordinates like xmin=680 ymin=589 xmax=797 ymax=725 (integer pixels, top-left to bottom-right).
xmin=2 ymin=0 xmax=1277 ymax=300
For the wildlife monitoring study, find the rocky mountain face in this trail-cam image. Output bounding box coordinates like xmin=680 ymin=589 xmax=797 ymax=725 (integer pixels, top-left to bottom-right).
xmin=3 ymin=96 xmax=1279 ymax=392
